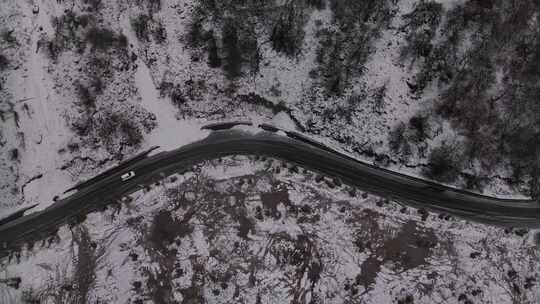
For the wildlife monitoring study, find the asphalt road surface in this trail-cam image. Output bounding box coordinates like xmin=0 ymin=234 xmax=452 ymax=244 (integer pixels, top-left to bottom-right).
xmin=1 ymin=127 xmax=539 ymax=257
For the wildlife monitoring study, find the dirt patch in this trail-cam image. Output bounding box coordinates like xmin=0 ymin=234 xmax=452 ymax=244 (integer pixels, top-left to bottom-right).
xmin=236 ymin=212 xmax=254 ymax=239
xmin=71 ymin=226 xmax=102 ymax=304
xmin=144 ymin=210 xmax=195 ymax=303
xmin=260 ymin=188 xmax=292 ymax=219
xmin=357 ymin=255 xmax=381 ymax=291
xmin=221 ymin=191 xmax=255 ymax=239
xmin=267 ymin=232 xmax=322 ymax=301
xmin=138 ymin=165 xmax=439 ymax=302
xmin=149 ymin=210 xmax=194 ymax=251
xmin=352 ymin=212 xmax=438 ymax=291
xmin=352 ymin=209 xmax=387 ymax=253
xmin=381 ymin=221 xmax=437 ymax=270
xmin=145 ymin=265 xmax=176 ymax=304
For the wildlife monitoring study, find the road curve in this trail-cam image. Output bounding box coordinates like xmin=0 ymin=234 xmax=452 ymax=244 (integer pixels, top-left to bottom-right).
xmin=1 ymin=129 xmax=539 ymax=257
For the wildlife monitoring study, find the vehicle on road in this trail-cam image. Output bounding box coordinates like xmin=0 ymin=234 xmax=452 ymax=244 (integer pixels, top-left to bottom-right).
xmin=121 ymin=171 xmax=136 ymax=181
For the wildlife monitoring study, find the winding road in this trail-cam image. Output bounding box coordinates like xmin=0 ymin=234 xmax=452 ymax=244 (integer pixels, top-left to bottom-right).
xmin=1 ymin=125 xmax=539 ymax=257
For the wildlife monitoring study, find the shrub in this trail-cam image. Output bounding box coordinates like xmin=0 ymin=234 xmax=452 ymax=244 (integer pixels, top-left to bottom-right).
xmin=116 ymin=32 xmax=128 ymax=49
xmin=95 ymin=113 xmax=116 ymax=140
xmin=158 ymin=81 xmax=174 ymax=97
xmin=72 ymin=226 xmax=100 ymax=304
xmin=71 ymin=116 xmax=92 ymax=137
xmin=389 ymin=123 xmax=411 ymax=160
xmin=143 ymin=0 xmax=161 ymax=13
xmin=186 ymin=17 xmax=205 ymax=48
xmin=329 ymin=0 xmax=395 ymax=29
xmin=222 ymin=19 xmax=242 ymax=79
xmin=153 ymin=21 xmax=167 ymax=43
xmin=507 ymin=127 xmax=540 ymax=165
xmin=45 ymin=40 xmax=62 ymax=61
xmin=21 ymin=288 xmax=41 ymax=304
xmin=313 ymin=29 xmax=347 ymax=96
xmin=206 ymin=31 xmax=221 ymax=68
xmin=0 ymin=54 xmax=8 ymax=70
xmin=159 ymin=81 xmax=187 ymax=106
xmin=307 ymin=0 xmax=326 ymax=10
xmin=170 ymin=87 xmax=187 ymax=106
xmin=1 ymin=29 xmax=16 ymax=44
xmin=131 ymin=14 xmax=151 ymax=42
xmin=82 ymin=0 xmax=102 ymax=11
xmin=270 ymin=4 xmax=305 ymax=57
xmin=408 ymin=115 xmax=429 ymax=142
xmin=90 ymin=76 xmax=104 ymax=94
xmin=49 ymin=12 xmax=91 ymax=58
xmin=371 ymin=84 xmax=387 ymax=113
xmin=9 ymin=148 xmax=18 ymax=161
xmin=312 ymin=0 xmax=396 ymax=95
xmin=530 ymin=169 xmax=540 ymax=201
xmin=239 ymin=26 xmax=260 ymax=76
xmin=423 ymin=143 xmax=464 ymax=183
xmin=186 ymin=0 xmax=310 ymax=79
xmin=131 ymin=15 xmax=166 ymax=44
xmin=89 ymin=111 xmax=145 ymax=149
xmin=149 ymin=210 xmax=193 ymax=251
xmin=400 ymin=1 xmax=444 ymax=61
xmin=463 ymin=173 xmax=485 ymax=192
xmin=86 ymin=56 xmax=113 ymax=81
xmin=120 ymin=120 xmax=143 ymax=147
xmin=74 ymin=82 xmax=96 ymax=110
xmin=85 ymin=27 xmax=127 ymax=51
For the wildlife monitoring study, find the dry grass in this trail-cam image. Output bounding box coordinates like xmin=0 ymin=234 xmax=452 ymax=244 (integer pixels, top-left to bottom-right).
xmin=70 ymin=225 xmax=104 ymax=304
xmin=10 ymin=225 xmax=104 ymax=304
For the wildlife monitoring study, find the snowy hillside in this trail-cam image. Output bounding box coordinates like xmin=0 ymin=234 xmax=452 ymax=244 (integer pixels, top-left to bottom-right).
xmin=1 ymin=0 xmax=540 ymax=303
xmin=2 ymin=0 xmax=539 ymax=213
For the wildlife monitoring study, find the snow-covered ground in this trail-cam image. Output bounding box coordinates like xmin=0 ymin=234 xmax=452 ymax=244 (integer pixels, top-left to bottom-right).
xmin=1 ymin=157 xmax=539 ymax=303
xmin=1 ymin=0 xmax=540 ymax=303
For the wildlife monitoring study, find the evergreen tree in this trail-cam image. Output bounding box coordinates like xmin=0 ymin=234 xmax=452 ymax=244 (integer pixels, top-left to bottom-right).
xmin=206 ymin=31 xmax=221 ymax=68
xmin=222 ymin=20 xmax=242 ymax=79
